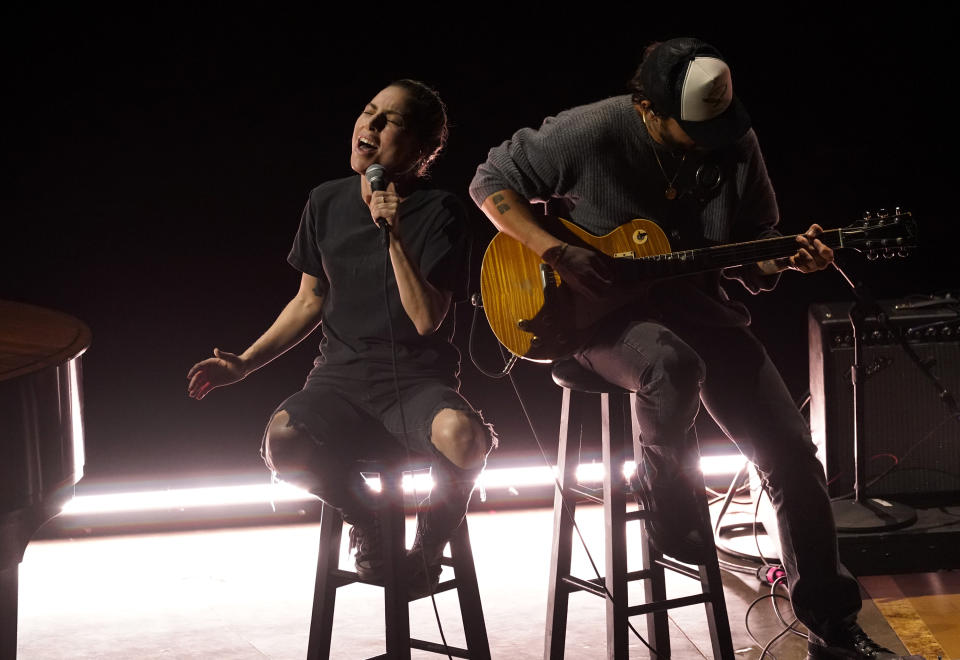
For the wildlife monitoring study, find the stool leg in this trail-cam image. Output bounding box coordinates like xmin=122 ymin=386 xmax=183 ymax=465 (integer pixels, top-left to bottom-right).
xmin=639 ymin=533 xmax=670 ymax=659
xmin=380 ymin=469 xmax=411 ymax=660
xmin=544 ymin=386 xmax=582 ymax=660
xmin=449 ymin=521 xmax=492 ymax=659
xmin=307 ymin=504 xmax=344 ymax=660
xmin=1 ymin=565 xmax=19 ymax=660
xmin=603 ymin=392 xmax=629 ymax=660
xmin=631 ymin=393 xmax=670 ymax=659
xmin=693 ymin=482 xmax=735 ymax=660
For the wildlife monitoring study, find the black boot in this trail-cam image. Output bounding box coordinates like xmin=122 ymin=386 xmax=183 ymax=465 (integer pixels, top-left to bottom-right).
xmin=406 ymin=510 xmax=451 ymax=600
xmin=308 ymin=462 xmax=381 ymax=580
xmin=807 ymin=623 xmax=925 ymax=659
xmin=406 ymin=456 xmax=479 ymax=599
xmin=632 ymin=444 xmax=710 ymax=564
xmin=347 ymin=511 xmax=383 ymax=582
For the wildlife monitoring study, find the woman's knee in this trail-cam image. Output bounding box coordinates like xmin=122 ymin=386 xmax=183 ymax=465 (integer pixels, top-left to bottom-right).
xmin=430 ymin=408 xmax=492 ymax=470
xmin=264 ymin=410 xmax=316 ymax=472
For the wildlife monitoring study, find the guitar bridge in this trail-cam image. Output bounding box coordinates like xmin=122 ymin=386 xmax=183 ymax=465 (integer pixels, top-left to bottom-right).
xmin=539 ymin=263 xmax=558 ymax=289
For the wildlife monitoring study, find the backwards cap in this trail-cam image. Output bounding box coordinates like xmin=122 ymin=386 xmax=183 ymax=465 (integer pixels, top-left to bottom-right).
xmin=639 ymin=37 xmax=751 ymax=149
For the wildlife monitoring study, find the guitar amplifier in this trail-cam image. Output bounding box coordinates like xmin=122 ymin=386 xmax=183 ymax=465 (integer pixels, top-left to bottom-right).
xmin=808 ymin=299 xmax=960 ymax=499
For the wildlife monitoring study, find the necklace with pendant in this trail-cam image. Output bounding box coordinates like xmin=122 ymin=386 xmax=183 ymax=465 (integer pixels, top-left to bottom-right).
xmin=652 ymin=148 xmax=686 ymax=200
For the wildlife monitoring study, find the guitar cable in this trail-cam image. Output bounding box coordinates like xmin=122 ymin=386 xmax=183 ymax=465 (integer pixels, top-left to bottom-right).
xmin=501 ymin=360 xmax=661 ymax=657
xmin=468 ymin=293 xmax=518 ymax=378
xmin=465 ymin=259 xmax=660 ymax=653
xmin=468 ymin=295 xmax=843 ymax=657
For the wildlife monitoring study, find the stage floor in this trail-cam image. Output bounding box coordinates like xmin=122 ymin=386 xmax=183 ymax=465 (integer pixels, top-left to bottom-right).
xmin=16 ymin=506 xmax=958 ymax=659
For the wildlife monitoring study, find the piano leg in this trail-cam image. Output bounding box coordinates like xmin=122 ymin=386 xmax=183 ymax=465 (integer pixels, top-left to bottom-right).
xmin=1 ymin=564 xmax=17 ymax=660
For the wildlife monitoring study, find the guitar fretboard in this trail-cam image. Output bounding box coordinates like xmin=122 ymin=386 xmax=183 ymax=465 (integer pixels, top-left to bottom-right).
xmin=636 ymin=229 xmax=847 ymax=277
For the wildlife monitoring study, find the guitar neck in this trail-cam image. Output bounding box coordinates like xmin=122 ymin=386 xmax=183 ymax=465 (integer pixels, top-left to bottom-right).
xmin=640 ymin=228 xmax=845 ymax=277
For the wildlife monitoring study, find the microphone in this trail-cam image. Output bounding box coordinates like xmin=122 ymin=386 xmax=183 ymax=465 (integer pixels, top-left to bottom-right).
xmin=364 ymin=164 xmax=390 ymax=234
xmin=365 ymin=163 xmax=387 ymax=192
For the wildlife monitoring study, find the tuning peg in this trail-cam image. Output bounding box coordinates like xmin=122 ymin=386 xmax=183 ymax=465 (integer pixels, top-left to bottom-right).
xmin=867 ymin=251 xmax=879 ymax=261
xmin=878 ymin=208 xmax=889 ymax=219
xmin=898 ymin=248 xmax=910 ymax=258
xmin=883 ymin=249 xmax=895 ymax=259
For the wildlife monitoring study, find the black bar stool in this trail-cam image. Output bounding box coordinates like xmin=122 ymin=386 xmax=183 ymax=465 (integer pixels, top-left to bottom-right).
xmin=545 ymin=358 xmax=734 ymax=660
xmin=307 ymin=457 xmax=491 ymax=660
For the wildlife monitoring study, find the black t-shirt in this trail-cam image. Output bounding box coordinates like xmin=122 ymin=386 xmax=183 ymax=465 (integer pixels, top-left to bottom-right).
xmin=288 ymin=175 xmax=470 ymax=378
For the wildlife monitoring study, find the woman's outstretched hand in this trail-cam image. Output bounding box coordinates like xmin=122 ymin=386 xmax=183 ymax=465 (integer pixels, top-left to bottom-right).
xmin=187 ymin=348 xmax=247 ymax=400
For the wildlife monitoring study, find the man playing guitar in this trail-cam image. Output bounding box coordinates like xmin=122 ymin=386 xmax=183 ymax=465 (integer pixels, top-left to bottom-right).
xmin=469 ymin=38 xmax=918 ymax=659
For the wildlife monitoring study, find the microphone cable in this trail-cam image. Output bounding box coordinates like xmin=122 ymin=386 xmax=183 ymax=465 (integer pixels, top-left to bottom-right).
xmin=377 ymin=210 xmax=453 ymax=659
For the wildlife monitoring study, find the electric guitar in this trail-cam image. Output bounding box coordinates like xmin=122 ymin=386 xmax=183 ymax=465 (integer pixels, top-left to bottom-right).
xmin=479 ymin=210 xmax=917 ymax=362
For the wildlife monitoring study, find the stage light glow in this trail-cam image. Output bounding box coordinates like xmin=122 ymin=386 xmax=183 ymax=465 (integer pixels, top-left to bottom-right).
xmin=60 ymin=481 xmax=311 ymax=514
xmin=476 ymin=465 xmax=557 ymax=488
xmin=69 ymin=360 xmax=85 ymax=481
xmin=701 ymin=453 xmax=748 ymax=475
xmin=362 ymin=471 xmax=435 ymax=494
xmin=60 ymin=454 xmax=747 ymax=516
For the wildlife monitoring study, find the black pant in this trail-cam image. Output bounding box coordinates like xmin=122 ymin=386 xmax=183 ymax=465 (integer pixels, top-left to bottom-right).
xmin=574 ymin=313 xmax=862 ymax=637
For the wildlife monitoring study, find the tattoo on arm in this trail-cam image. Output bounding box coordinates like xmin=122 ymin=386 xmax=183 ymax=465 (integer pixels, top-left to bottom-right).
xmin=492 ymin=193 xmax=511 ymax=215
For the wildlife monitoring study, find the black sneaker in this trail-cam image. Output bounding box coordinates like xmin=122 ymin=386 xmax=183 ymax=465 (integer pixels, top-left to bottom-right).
xmin=631 ymin=456 xmax=710 ymax=565
xmin=807 ymin=624 xmax=925 ymax=659
xmin=348 ymin=519 xmax=383 ymax=581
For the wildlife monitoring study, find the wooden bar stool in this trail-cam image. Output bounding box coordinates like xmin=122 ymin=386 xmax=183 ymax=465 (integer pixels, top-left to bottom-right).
xmin=307 ymin=457 xmax=491 ymax=660
xmin=545 ymin=358 xmax=734 ymax=660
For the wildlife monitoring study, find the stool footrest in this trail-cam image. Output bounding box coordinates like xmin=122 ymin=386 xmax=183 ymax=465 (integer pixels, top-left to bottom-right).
xmin=410 ymin=638 xmax=471 ymax=658
xmin=560 ymin=574 xmax=607 ymax=598
xmin=560 ymin=568 xmax=667 ymax=600
xmin=410 ymin=578 xmax=459 ymax=600
xmin=329 ymin=569 xmax=361 ymax=588
xmin=568 ymin=485 xmax=605 ymax=505
xmin=627 ymin=592 xmax=714 ymax=617
xmin=655 ymin=557 xmax=704 ymax=581
xmin=328 ymin=569 xmax=460 ymax=601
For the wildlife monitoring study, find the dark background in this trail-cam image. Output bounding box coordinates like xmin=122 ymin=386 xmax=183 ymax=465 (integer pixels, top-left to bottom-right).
xmin=3 ymin=7 xmax=955 ymax=490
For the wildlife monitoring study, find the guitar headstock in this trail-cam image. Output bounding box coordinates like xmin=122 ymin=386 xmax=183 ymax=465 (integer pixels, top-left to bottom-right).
xmin=842 ymin=207 xmax=918 ymax=260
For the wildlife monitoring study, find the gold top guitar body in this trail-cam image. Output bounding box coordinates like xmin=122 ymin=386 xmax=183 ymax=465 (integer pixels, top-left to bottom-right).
xmin=480 ymin=218 xmax=670 ymax=362
xmin=479 ymin=212 xmax=917 ymax=363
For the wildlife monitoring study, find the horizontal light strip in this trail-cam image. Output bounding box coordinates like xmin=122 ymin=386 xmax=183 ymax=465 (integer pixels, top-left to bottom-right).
xmin=61 ymin=482 xmax=311 ymax=515
xmin=60 ymin=455 xmax=747 ymax=516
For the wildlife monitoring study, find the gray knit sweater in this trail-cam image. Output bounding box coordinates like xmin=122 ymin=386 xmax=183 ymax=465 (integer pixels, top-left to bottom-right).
xmin=469 ymin=94 xmax=782 ymax=295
